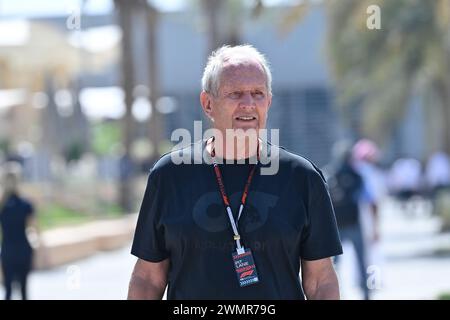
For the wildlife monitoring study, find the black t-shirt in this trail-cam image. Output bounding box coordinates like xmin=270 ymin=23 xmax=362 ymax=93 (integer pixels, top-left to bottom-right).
xmin=0 ymin=194 xmax=34 ymax=260
xmin=131 ymin=140 xmax=342 ymax=299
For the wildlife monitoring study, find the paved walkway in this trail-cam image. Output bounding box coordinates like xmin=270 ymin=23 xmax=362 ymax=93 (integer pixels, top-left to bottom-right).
xmin=339 ymin=198 xmax=450 ymax=300
xmin=0 ymin=245 xmax=136 ymax=300
xmin=1 ymin=197 xmax=449 ymax=300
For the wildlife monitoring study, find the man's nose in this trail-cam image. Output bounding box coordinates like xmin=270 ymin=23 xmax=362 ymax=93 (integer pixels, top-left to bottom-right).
xmin=239 ymin=92 xmax=256 ymax=108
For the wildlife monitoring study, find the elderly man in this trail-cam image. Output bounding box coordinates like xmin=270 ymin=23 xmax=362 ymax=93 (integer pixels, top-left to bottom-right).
xmin=128 ymin=45 xmax=342 ymax=300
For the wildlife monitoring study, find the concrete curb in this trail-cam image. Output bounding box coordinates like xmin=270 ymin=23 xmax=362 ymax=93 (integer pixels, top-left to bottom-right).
xmin=34 ymin=214 xmax=137 ymax=269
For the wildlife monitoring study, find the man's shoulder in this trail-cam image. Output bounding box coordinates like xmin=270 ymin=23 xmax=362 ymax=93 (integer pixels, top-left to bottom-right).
xmin=8 ymin=194 xmax=33 ymax=211
xmin=150 ymin=140 xmax=204 ymax=175
xmin=273 ymin=143 xmax=322 ymax=171
xmin=271 ymin=143 xmax=327 ymax=181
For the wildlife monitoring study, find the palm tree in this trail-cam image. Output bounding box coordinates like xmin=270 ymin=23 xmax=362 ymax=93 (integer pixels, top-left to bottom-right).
xmin=325 ymin=0 xmax=450 ymax=152
xmin=146 ymin=2 xmax=165 ymax=162
xmin=114 ymin=0 xmax=137 ymax=212
xmin=201 ymin=0 xmax=222 ymax=53
xmin=200 ymin=0 xmax=264 ymax=53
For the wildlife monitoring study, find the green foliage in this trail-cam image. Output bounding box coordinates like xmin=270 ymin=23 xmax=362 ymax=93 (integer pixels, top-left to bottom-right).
xmin=96 ymin=202 xmax=123 ymax=217
xmin=437 ymin=292 xmax=450 ymax=300
xmin=326 ymin=0 xmax=449 ymax=143
xmin=37 ymin=202 xmax=124 ymax=230
xmin=64 ymin=141 xmax=85 ymax=162
xmin=0 ymin=139 xmax=10 ymax=154
xmin=92 ymin=121 xmax=121 ymax=156
xmin=37 ymin=204 xmax=92 ymax=230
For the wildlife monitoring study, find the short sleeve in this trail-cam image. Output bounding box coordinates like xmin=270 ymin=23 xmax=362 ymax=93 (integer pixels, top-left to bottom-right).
xmin=131 ymin=170 xmax=170 ymax=262
xmin=300 ymin=169 xmax=343 ymax=261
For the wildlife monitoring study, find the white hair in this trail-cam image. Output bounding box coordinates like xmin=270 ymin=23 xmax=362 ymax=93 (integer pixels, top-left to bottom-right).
xmin=201 ymin=44 xmax=272 ymax=97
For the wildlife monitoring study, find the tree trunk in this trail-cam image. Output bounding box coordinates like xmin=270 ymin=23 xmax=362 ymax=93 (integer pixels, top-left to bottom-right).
xmin=432 ymin=77 xmax=450 ymax=154
xmin=224 ymin=0 xmax=242 ymax=46
xmin=202 ymin=0 xmax=222 ymax=53
xmin=435 ymin=50 xmax=450 ymax=154
xmin=442 ymin=85 xmax=450 ymax=154
xmin=438 ymin=1 xmax=450 ymax=152
xmin=115 ymin=0 xmax=136 ymax=213
xmin=147 ymin=4 xmax=165 ymax=163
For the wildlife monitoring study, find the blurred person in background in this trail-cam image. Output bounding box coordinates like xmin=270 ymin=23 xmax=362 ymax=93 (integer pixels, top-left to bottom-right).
xmin=352 ymin=139 xmax=384 ymax=243
xmin=351 ymin=139 xmax=386 ymax=284
xmin=326 ymin=141 xmax=371 ymax=300
xmin=425 ymin=151 xmax=450 ymax=199
xmin=425 ymin=151 xmax=450 ymax=227
xmin=388 ymin=156 xmax=423 ymax=216
xmin=0 ymin=162 xmax=39 ymax=300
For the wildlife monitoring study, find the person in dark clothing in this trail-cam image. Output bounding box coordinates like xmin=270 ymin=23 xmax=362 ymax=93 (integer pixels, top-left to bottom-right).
xmin=0 ymin=163 xmax=37 ymax=300
xmin=128 ymin=45 xmax=342 ymax=300
xmin=326 ymin=144 xmax=370 ymax=300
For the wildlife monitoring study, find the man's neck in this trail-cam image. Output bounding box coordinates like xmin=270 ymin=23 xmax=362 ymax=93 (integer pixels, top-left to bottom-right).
xmin=207 ymin=136 xmax=260 ymax=160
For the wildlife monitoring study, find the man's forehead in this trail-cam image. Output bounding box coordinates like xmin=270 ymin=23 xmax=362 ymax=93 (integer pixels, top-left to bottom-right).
xmin=221 ymin=56 xmax=264 ymax=73
xmin=219 ymin=57 xmax=266 ymax=88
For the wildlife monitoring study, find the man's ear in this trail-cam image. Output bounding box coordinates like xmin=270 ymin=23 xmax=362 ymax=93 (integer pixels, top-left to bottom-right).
xmin=268 ymin=93 xmax=273 ymax=109
xmin=200 ymin=91 xmax=213 ymax=119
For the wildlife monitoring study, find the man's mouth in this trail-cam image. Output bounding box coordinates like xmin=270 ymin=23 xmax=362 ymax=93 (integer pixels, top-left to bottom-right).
xmin=235 ymin=116 xmax=257 ymax=121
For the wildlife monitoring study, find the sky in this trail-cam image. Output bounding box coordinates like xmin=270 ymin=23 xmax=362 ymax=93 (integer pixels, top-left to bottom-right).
xmin=0 ymin=0 xmax=295 ymax=18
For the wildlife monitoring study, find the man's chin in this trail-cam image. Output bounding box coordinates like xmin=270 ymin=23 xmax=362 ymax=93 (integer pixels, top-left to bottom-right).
xmin=231 ymin=125 xmax=259 ymax=133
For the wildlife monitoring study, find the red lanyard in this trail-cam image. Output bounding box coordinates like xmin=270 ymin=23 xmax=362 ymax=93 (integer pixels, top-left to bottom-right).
xmin=210 ymin=139 xmax=259 ymax=254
